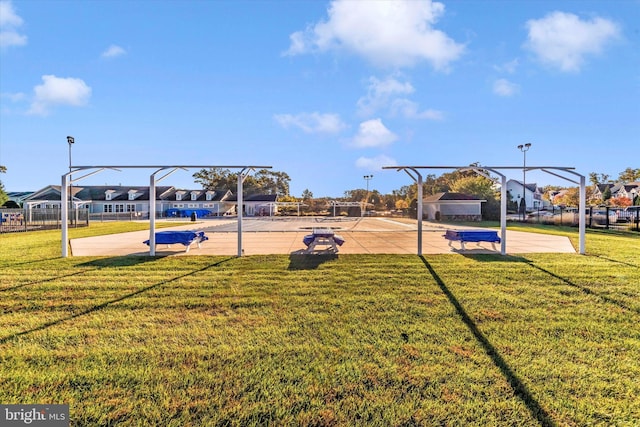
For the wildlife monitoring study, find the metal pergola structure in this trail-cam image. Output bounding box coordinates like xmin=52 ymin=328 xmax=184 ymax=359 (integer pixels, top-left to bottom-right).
xmin=383 ymin=165 xmax=586 ymax=256
xmin=264 ymin=202 xmax=308 ymax=217
xmin=61 ymin=165 xmax=271 ymax=257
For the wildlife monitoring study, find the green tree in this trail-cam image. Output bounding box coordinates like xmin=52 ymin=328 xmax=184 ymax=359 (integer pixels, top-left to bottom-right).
xmin=0 ymin=166 xmax=8 ymax=206
xmin=449 ymin=176 xmax=495 ymax=200
xmin=301 ymin=189 xmax=313 ymax=200
xmin=192 ymin=167 xmax=237 ymax=189
xmin=554 ymin=187 xmax=580 ymax=207
xmin=618 ymin=167 xmax=640 ymax=183
xmin=193 ymin=168 xmax=290 ymax=196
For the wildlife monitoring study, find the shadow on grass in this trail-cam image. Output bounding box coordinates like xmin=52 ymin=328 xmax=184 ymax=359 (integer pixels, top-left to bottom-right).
xmin=76 ymin=256 xmax=165 ymax=268
xmin=525 ymin=261 xmax=639 ymax=314
xmin=0 ymin=257 xmax=234 ymax=344
xmin=0 ymin=269 xmax=98 ymax=292
xmin=592 ymin=255 xmax=639 ymax=269
xmin=420 ymin=256 xmax=556 ymax=427
xmin=459 ymin=254 xmax=530 ymax=263
xmin=287 ymin=253 xmax=338 ymax=270
xmin=0 ymin=257 xmax=62 ymax=268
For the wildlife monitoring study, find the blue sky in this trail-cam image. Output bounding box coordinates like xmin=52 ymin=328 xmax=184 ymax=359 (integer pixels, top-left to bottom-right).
xmin=1 ymin=0 xmax=638 ymax=197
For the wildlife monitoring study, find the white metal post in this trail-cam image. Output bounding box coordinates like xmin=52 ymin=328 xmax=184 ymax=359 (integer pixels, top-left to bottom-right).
xmin=61 ymin=174 xmax=69 ymax=257
xmin=579 ymin=175 xmax=586 ymax=255
xmin=149 ymin=173 xmax=157 ymax=255
xmin=500 ymin=175 xmax=507 ymax=255
xmin=416 ymin=171 xmax=423 ymax=256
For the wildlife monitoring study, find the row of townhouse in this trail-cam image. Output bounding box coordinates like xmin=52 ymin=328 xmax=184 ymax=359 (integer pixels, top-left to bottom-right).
xmin=19 ymin=185 xmax=278 ymax=217
xmin=591 ymin=182 xmax=640 ymax=204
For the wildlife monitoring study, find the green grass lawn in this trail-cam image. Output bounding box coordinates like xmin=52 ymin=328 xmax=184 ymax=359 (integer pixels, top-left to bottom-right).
xmin=1 ymin=224 xmax=639 ymax=426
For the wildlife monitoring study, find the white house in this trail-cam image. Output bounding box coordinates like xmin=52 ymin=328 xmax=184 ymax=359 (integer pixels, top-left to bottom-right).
xmin=506 ymin=180 xmax=544 ymax=211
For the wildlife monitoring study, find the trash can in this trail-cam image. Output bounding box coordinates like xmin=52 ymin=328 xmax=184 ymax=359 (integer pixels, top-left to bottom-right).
xmin=190 ymin=212 xmax=197 ymax=222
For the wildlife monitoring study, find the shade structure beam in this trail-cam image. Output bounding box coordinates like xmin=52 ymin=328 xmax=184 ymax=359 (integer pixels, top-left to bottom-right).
xmin=383 ymin=164 xmax=585 ymax=256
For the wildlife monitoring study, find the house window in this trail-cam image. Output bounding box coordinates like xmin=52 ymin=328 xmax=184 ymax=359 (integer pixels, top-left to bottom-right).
xmin=176 ymin=193 xmax=182 ymax=201
xmin=126 ymin=204 xmax=136 ymax=212
xmin=103 ymin=204 xmax=113 ymax=213
xmin=191 ymin=192 xmax=197 ymax=201
xmin=115 ymin=204 xmax=125 ymax=213
xmin=206 ymin=193 xmax=213 ymax=201
xmin=173 ymin=203 xmax=184 ymax=208
xmin=188 ymin=203 xmax=197 ymax=208
xmin=128 ymin=192 xmax=136 ymax=201
xmin=106 ymin=193 xmax=112 ymax=201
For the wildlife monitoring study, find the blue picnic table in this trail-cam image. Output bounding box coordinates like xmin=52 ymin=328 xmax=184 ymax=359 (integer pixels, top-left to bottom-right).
xmin=144 ymin=231 xmax=208 ymax=253
xmin=443 ymin=229 xmax=501 ymax=251
xmin=303 ymin=228 xmax=345 ymax=253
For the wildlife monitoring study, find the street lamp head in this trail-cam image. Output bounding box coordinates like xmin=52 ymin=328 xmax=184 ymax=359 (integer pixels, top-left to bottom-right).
xmin=517 ymin=144 xmax=523 ymax=150
xmin=525 ymin=142 xmax=531 ymax=149
xmin=67 ymin=136 xmax=75 ymax=145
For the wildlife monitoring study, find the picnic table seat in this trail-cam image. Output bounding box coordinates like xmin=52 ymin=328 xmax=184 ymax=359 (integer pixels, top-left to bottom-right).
xmin=303 ymin=228 xmax=345 ymax=253
xmin=444 ymin=229 xmax=500 ymax=251
xmin=143 ymin=230 xmax=208 ymax=253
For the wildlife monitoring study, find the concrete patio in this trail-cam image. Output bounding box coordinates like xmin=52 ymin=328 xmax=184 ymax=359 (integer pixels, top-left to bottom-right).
xmin=69 ymin=217 xmax=576 ymax=257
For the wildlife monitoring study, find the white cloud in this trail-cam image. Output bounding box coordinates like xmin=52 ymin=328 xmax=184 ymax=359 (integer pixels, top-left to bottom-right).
xmin=274 ymin=112 xmax=347 ymax=134
xmin=1 ymin=91 xmax=25 ymax=102
xmin=101 ymin=44 xmax=126 ymax=58
xmin=525 ymin=11 xmax=620 ymax=72
xmin=351 ymin=119 xmax=398 ymax=148
xmin=357 ymin=76 xmax=414 ymax=116
xmin=493 ymin=79 xmax=519 ymax=97
xmin=28 ymin=75 xmax=92 ymax=116
xmin=390 ymin=99 xmax=444 ymax=120
xmin=284 ymin=0 xmax=464 ymax=70
xmin=356 ymin=154 xmax=397 ymax=170
xmin=493 ymin=58 xmax=519 ymax=74
xmin=0 ymin=0 xmax=27 ymax=49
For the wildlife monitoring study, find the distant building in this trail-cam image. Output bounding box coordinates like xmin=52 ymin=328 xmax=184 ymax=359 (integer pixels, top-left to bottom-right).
xmin=506 ymin=180 xmax=545 ymax=210
xmin=22 ymin=185 xmax=276 ymax=217
xmin=423 ymin=192 xmax=486 ymax=222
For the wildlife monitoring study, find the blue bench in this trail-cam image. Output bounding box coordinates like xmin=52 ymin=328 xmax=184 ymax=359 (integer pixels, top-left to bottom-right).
xmin=144 ymin=231 xmax=208 ymax=253
xmin=444 ymin=229 xmax=501 ymax=251
xmin=303 ymin=228 xmax=345 ymax=253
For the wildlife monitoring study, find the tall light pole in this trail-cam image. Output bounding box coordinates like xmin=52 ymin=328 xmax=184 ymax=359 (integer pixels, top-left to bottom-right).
xmin=517 ymin=143 xmax=531 ymax=221
xmin=363 ymin=174 xmax=373 ymax=216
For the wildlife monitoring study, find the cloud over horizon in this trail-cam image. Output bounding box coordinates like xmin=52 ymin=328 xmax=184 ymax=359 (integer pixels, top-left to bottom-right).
xmin=351 ymin=119 xmax=398 ymax=148
xmin=525 ymin=11 xmax=620 ymax=72
xmin=274 ymin=112 xmax=347 ymax=134
xmin=493 ymin=79 xmax=520 ymax=97
xmin=0 ymin=0 xmax=27 ymax=49
xmin=355 ymin=154 xmax=397 ymax=171
xmin=28 ymin=75 xmax=92 ymax=116
xmin=101 ymin=44 xmax=126 ymax=58
xmin=285 ymin=0 xmax=465 ymax=70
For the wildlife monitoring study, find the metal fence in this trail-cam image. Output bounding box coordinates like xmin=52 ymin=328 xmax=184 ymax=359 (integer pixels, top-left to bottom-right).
xmin=0 ymin=208 xmax=89 ymax=233
xmin=525 ymin=206 xmax=640 ymax=232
